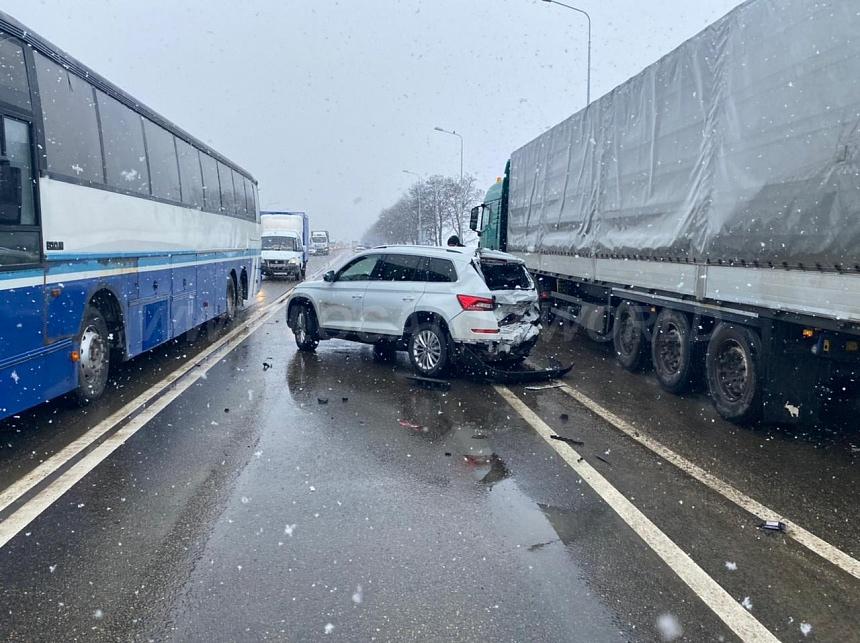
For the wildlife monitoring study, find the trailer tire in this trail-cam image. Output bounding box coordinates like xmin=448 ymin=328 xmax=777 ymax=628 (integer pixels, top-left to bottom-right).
xmin=612 ymin=300 xmax=648 ymax=371
xmin=705 ymin=323 xmax=762 ymax=424
xmin=652 ymin=309 xmax=695 ymax=394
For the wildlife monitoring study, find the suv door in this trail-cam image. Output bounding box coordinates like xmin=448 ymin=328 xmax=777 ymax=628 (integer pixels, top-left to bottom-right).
xmin=316 ymin=254 xmax=381 ymax=333
xmin=361 ymin=253 xmax=425 ymax=336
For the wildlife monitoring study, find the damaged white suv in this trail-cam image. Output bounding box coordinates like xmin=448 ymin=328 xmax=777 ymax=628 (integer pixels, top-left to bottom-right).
xmin=286 ymin=246 xmax=540 ymax=377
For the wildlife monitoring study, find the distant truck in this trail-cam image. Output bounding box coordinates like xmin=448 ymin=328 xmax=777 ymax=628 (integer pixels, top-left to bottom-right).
xmin=310 ymin=230 xmax=330 ymax=256
xmin=260 ymin=211 xmax=309 ymax=280
xmin=472 ymin=0 xmax=860 ymax=426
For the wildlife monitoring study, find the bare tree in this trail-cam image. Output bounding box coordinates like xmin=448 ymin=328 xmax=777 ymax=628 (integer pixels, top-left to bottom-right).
xmin=363 ymin=174 xmax=485 ymax=246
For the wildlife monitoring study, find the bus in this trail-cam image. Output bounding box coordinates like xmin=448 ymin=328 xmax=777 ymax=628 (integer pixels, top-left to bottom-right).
xmin=0 ymin=12 xmax=261 ymax=422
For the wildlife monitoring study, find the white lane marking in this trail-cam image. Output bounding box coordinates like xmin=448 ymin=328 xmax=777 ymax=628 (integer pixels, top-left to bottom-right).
xmin=494 ymin=385 xmax=780 ymax=643
xmin=559 ymin=385 xmax=860 ymax=582
xmin=0 ymin=291 xmax=291 ymax=527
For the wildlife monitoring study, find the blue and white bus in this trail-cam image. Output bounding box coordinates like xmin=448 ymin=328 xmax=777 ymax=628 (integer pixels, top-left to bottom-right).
xmin=0 ymin=12 xmax=261 ymax=421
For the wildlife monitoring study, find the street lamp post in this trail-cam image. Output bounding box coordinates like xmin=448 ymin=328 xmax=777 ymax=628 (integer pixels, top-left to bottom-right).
xmin=433 ymin=126 xmax=465 ymax=238
xmin=402 ymin=169 xmax=422 ymax=244
xmin=541 ymin=0 xmax=591 ymax=106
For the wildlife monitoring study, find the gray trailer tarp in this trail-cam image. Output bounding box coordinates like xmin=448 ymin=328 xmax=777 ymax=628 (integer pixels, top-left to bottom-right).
xmin=508 ymin=0 xmax=860 ymax=270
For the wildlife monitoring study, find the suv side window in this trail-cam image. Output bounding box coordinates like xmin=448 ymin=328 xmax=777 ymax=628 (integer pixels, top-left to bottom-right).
xmin=421 ymin=257 xmax=458 ymax=282
xmin=337 ymin=254 xmax=381 ymax=282
xmin=375 ymin=254 xmax=422 ymax=281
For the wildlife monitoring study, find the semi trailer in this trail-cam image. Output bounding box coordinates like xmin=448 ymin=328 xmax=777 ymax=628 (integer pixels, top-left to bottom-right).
xmin=472 ymin=0 xmax=860 ymax=425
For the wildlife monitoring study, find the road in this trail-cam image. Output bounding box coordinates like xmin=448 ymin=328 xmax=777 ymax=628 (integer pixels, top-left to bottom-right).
xmin=0 ymin=248 xmax=858 ymax=642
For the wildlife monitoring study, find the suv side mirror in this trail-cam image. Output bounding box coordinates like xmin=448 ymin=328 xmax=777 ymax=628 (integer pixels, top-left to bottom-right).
xmin=469 ymin=205 xmax=482 ymax=232
xmin=323 ymin=270 xmax=336 ymax=282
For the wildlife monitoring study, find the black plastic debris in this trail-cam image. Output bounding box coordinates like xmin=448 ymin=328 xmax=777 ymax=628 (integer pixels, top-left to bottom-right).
xmin=262 ymin=362 xmax=272 ymax=371
xmin=471 ymin=433 xmax=488 ymax=440
xmin=406 ymin=375 xmax=451 ymax=391
xmin=317 ymin=397 xmax=329 ymax=405
xmin=342 ymin=397 xmax=349 ymax=402
xmin=559 ymin=413 xmax=569 ymax=421
xmin=224 ymin=408 xmax=230 ymax=413
xmin=759 ymin=520 xmax=787 ymax=532
xmin=594 ymin=454 xmax=611 ymax=465
xmin=444 ymin=452 xmax=452 ymax=457
xmin=550 ymin=434 xmax=584 ymax=446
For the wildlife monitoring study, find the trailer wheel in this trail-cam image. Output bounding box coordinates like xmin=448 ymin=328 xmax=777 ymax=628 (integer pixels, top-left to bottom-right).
xmin=705 ymin=323 xmax=762 ymax=424
xmin=652 ymin=309 xmax=695 ymax=394
xmin=612 ymin=300 xmax=647 ymax=371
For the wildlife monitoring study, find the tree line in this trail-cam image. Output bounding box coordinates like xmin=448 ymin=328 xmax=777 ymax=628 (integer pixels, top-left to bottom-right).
xmin=363 ymin=174 xmax=484 ymax=247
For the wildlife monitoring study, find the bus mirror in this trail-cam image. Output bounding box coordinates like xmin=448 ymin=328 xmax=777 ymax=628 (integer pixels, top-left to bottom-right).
xmin=469 ymin=206 xmax=481 ymax=232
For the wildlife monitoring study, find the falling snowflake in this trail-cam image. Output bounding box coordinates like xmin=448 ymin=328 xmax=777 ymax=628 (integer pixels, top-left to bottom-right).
xmin=741 ymin=596 xmax=753 ymax=610
xmin=284 ymin=524 xmax=296 ymax=537
xmin=10 ymin=371 xmax=19 ymax=384
xmin=324 ymin=623 xmax=335 ymax=635
xmin=800 ymin=623 xmax=812 ymax=637
xmin=93 ymin=609 xmax=104 ymax=619
xmin=352 ymin=585 xmax=363 ymax=605
xmin=656 ymin=613 xmax=683 ymax=641
xmin=725 ymin=561 xmax=737 ymax=571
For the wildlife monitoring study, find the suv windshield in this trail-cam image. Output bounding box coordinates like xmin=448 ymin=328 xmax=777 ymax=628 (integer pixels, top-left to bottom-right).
xmin=262 ymin=236 xmax=299 ymax=251
xmin=480 ymin=259 xmax=533 ymax=290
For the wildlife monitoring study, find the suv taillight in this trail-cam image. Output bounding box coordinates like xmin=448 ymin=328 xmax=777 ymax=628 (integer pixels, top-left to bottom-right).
xmin=457 ymin=294 xmax=495 ymax=311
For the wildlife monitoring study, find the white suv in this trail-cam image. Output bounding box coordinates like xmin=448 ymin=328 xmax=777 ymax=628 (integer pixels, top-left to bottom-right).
xmin=286 ymin=246 xmax=540 ymax=376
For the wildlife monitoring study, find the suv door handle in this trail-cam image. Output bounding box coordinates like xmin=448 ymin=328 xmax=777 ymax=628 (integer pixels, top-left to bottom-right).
xmin=402 ymin=297 xmax=415 ymax=301
xmin=352 ymin=295 xmax=363 ymax=299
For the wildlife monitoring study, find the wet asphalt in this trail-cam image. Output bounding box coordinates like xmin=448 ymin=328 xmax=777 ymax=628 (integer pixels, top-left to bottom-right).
xmin=0 ymin=249 xmax=858 ymax=642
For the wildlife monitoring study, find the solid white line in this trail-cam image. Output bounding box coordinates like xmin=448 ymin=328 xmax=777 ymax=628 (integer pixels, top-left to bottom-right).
xmin=558 ymin=384 xmax=860 ymax=582
xmin=494 ymin=385 xmax=780 ymax=643
xmin=0 ymin=291 xmax=290 ymax=534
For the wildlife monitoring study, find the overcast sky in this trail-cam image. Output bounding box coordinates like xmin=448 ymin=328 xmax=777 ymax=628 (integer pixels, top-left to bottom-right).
xmin=9 ymin=0 xmax=740 ymax=239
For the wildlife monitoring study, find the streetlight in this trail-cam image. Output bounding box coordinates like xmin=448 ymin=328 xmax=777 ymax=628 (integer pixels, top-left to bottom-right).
xmin=402 ymin=169 xmax=423 ymax=244
xmin=433 ymin=126 xmax=463 ymax=184
xmin=541 ymin=0 xmax=591 ymax=106
xmin=434 ymin=126 xmax=465 ymax=239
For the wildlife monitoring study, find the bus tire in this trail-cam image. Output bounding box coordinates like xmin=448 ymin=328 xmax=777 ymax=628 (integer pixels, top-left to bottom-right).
xmin=612 ymin=300 xmax=647 ymax=371
xmin=651 ymin=308 xmax=695 ymax=394
xmin=73 ymin=306 xmax=111 ymax=404
xmin=224 ymin=276 xmax=238 ymax=322
xmin=705 ymin=323 xmax=762 ymax=424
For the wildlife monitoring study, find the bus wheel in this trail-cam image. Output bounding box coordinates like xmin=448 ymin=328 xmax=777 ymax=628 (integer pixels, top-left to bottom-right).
xmin=224 ymin=277 xmax=238 ymax=322
xmin=651 ymin=309 xmax=695 ymax=394
xmin=705 ymin=323 xmax=762 ymax=424
xmin=74 ymin=306 xmax=111 ymax=404
xmin=612 ymin=300 xmax=647 ymax=371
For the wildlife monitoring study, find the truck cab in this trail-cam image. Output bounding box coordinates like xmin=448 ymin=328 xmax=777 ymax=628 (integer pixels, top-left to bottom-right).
xmin=261 ymin=231 xmax=305 ymax=280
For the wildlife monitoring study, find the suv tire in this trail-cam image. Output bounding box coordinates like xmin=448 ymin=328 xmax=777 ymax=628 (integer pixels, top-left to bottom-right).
xmin=408 ymin=322 xmax=449 ymax=377
xmin=291 ymin=303 xmax=319 ymax=352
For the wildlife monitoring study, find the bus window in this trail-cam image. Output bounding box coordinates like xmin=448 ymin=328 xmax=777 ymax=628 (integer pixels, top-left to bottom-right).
xmin=200 ymin=153 xmax=220 ymax=212
xmin=232 ymin=168 xmax=247 ymax=219
xmin=0 ymin=116 xmax=38 ymax=265
xmin=217 ymin=161 xmax=236 ymax=216
xmin=0 ymin=36 xmax=30 ymax=110
xmin=96 ymin=91 xmax=149 ymax=194
xmin=143 ymin=119 xmax=181 ymax=201
xmin=176 ymin=139 xmax=204 ymax=209
xmin=34 ymin=53 xmax=104 ymax=183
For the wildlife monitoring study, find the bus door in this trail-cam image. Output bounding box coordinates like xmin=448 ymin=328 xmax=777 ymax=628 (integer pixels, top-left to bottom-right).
xmin=0 ymin=113 xmax=56 ymax=413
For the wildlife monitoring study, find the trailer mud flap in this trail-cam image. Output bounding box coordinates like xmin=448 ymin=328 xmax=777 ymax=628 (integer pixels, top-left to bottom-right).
xmin=458 ymin=345 xmax=572 ymax=384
